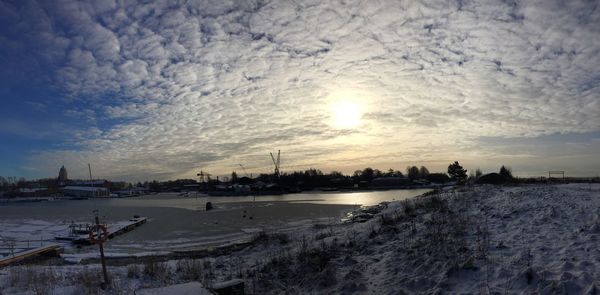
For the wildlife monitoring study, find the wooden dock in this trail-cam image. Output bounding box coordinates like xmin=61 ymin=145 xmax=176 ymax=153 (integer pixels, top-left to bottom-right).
xmin=0 ymin=244 xmax=63 ymax=268
xmin=55 ymin=217 xmax=148 ymax=245
xmin=107 ymin=216 xmax=148 ymax=240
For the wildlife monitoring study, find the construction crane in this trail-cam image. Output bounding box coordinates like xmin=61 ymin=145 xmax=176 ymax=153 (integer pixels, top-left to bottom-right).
xmin=270 ymin=150 xmax=281 ymax=179
xmin=197 ymin=170 xmax=212 ymax=183
xmin=238 ymin=164 xmax=250 ymax=178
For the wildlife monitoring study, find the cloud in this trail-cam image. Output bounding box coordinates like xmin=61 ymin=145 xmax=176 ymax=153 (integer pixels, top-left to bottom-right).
xmin=1 ymin=0 xmax=598 ymax=180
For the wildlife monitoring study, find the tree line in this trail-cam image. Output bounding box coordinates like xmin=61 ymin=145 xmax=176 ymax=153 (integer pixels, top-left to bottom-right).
xmin=12 ymin=161 xmax=589 ymax=194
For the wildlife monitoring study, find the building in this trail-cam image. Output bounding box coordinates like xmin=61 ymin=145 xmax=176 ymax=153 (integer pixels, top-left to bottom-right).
xmin=70 ymin=180 xmax=110 ymax=187
xmin=63 ymin=186 xmax=109 ymax=198
xmin=58 ymin=166 xmax=68 ymax=182
xmin=17 ymin=187 xmax=49 ymax=197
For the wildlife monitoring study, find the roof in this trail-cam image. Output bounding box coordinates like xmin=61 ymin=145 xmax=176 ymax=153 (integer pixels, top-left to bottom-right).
xmin=19 ymin=188 xmax=48 ymax=193
xmin=70 ymin=180 xmax=108 ymax=186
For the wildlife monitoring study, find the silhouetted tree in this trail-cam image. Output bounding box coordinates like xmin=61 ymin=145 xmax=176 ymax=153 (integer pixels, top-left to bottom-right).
xmin=373 ymin=169 xmax=383 ymax=179
xmin=329 ymin=171 xmax=344 ymax=178
xmin=427 ymin=173 xmax=450 ymax=183
xmin=361 ymin=167 xmax=375 ymax=182
xmin=384 ymin=169 xmax=404 ymax=177
xmin=352 ymin=170 xmax=362 ymax=181
xmin=148 ymin=180 xmax=160 ymax=191
xmin=499 ymin=166 xmax=513 ymax=179
xmin=277 ymin=169 xmax=350 ymax=189
xmin=17 ymin=177 xmax=27 ymax=189
xmin=447 ymin=161 xmax=468 ymax=184
xmin=231 ymin=171 xmax=238 ymax=183
xmin=407 ymin=166 xmax=420 ymax=180
xmin=419 ymin=166 xmax=430 ymax=179
xmin=0 ymin=176 xmax=7 ymax=191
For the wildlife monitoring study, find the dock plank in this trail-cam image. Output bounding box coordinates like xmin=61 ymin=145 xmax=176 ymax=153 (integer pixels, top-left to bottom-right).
xmin=0 ymin=244 xmax=63 ymax=267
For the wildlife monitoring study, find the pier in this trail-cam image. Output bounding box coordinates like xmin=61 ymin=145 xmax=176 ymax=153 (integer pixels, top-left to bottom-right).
xmin=55 ymin=216 xmax=148 ymax=245
xmin=0 ymin=244 xmax=63 ymax=268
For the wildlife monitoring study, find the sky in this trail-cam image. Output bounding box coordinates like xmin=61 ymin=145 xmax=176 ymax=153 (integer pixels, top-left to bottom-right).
xmin=0 ymin=0 xmax=599 ymax=182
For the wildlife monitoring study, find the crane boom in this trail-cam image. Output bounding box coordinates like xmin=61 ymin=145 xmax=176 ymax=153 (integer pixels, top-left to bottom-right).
xmin=270 ymin=150 xmax=281 ymax=178
xmin=238 ymin=164 xmax=250 ymax=177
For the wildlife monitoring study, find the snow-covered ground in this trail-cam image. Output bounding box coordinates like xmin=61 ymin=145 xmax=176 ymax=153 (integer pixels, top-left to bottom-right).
xmin=1 ymin=183 xmax=599 ymax=294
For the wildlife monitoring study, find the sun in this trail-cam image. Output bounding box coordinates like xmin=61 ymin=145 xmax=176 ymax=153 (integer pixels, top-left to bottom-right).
xmin=332 ymin=100 xmax=362 ymax=129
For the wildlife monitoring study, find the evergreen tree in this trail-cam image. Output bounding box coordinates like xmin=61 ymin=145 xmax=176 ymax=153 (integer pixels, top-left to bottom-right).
xmin=447 ymin=161 xmax=468 ymax=183
xmin=499 ymin=165 xmax=513 ymax=179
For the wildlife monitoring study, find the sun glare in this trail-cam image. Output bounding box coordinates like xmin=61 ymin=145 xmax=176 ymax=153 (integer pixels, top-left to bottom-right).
xmin=332 ymin=100 xmax=362 ymax=129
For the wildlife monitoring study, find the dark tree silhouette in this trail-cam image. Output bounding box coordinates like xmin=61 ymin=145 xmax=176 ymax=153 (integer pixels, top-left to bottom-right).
xmin=419 ymin=166 xmax=430 ymax=179
xmin=360 ymin=167 xmax=375 ymax=182
xmin=384 ymin=169 xmax=403 ymax=177
xmin=499 ymin=165 xmax=513 ymax=179
xmin=427 ymin=173 xmax=450 ymax=183
xmin=447 ymin=161 xmax=468 ymax=184
xmin=406 ymin=166 xmax=420 ymax=180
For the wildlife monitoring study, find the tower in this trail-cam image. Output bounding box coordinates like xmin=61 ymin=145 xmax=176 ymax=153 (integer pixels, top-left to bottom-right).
xmin=58 ymin=165 xmax=68 ymax=182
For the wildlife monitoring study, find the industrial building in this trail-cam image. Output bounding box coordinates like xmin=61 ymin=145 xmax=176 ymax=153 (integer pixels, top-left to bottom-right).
xmin=62 ymin=186 xmax=109 ymax=198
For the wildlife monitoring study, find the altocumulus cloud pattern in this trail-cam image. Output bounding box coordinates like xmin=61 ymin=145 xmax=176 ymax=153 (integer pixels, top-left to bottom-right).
xmin=0 ymin=0 xmax=598 ymax=180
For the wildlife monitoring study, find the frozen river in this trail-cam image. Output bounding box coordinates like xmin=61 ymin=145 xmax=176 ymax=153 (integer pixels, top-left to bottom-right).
xmin=0 ymin=189 xmax=430 ymax=254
